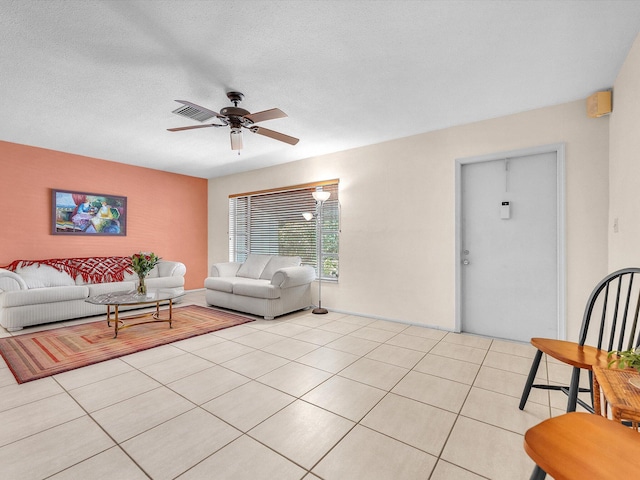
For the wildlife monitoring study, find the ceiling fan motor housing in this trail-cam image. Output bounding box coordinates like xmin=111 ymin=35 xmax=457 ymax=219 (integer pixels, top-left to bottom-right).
xmin=220 ymin=106 xmax=250 ymax=118
xmin=220 ymin=106 xmax=253 ymax=126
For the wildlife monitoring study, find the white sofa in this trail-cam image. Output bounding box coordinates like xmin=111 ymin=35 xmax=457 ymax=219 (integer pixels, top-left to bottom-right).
xmin=205 ymin=254 xmax=315 ymax=319
xmin=0 ymin=258 xmax=186 ymax=331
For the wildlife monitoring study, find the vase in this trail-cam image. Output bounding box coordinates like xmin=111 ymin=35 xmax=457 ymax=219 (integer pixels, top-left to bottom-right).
xmin=137 ymin=275 xmax=147 ymax=294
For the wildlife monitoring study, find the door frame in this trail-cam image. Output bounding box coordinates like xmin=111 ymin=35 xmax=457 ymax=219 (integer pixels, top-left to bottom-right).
xmin=454 ymin=143 xmax=567 ymax=340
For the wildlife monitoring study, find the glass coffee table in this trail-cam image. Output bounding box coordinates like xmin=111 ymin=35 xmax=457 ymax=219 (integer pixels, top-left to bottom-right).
xmin=86 ymin=289 xmax=185 ymax=338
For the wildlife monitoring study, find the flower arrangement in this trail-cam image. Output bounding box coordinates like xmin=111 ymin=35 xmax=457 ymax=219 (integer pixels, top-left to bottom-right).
xmin=130 ymin=252 xmax=160 ymax=277
xmin=130 ymin=252 xmax=160 ymax=294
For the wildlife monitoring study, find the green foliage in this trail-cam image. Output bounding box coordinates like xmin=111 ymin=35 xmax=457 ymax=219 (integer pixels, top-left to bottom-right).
xmin=130 ymin=252 xmax=161 ymax=277
xmin=607 ymin=348 xmax=640 ymax=373
xmin=278 ymin=221 xmax=315 ymax=261
xmin=277 ymin=220 xmax=340 ymax=278
xmin=323 ymin=257 xmax=339 ymax=277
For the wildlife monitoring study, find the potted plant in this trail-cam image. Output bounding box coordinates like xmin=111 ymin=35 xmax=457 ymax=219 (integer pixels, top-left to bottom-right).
xmin=608 ymin=347 xmax=640 ymax=389
xmin=607 ymin=348 xmax=640 ymax=373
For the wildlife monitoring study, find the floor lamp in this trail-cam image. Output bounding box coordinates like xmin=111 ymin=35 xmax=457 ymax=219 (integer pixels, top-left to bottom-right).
xmin=311 ymin=190 xmax=330 ymax=314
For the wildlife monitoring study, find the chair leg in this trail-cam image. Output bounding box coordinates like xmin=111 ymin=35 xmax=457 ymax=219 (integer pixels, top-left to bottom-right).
xmin=588 ymin=370 xmax=594 ymax=409
xmin=566 ymin=366 xmax=581 ymax=413
xmin=529 ymin=465 xmax=547 ymax=480
xmin=520 ymin=349 xmax=543 ymax=410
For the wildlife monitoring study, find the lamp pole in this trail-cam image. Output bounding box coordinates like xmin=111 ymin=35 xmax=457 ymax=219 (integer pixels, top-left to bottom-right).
xmin=311 ymin=190 xmax=330 ymax=314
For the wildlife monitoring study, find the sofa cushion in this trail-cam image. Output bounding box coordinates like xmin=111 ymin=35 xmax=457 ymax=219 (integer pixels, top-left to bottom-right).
xmin=232 ymin=279 xmax=281 ymax=299
xmin=204 ymin=277 xmax=239 ymax=293
xmin=210 ymin=262 xmax=242 ymax=278
xmin=236 ymin=254 xmax=272 ymax=280
xmin=16 ymin=265 xmax=76 ymax=289
xmin=0 ymin=285 xmax=89 ymax=308
xmin=260 ymin=256 xmax=302 ymax=280
xmin=87 ymin=282 xmax=136 ymax=296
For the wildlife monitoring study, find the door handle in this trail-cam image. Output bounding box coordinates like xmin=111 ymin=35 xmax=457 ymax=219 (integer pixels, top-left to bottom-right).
xmin=463 ymin=259 xmax=470 ymax=265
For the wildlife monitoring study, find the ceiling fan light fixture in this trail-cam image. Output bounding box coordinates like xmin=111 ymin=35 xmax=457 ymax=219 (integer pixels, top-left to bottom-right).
xmin=230 ymin=127 xmax=243 ymax=151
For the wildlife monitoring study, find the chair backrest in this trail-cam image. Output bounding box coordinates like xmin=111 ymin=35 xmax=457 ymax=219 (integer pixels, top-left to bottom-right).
xmin=578 ymin=268 xmax=640 ymax=352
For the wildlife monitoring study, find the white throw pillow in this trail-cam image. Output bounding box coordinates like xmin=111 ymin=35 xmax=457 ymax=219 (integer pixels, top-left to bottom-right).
xmin=236 ymin=254 xmax=272 ymax=279
xmin=260 ymin=256 xmax=301 ymax=280
xmin=16 ymin=265 xmax=76 ymax=289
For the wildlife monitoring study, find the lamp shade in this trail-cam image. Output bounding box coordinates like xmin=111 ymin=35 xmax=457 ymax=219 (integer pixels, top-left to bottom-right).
xmin=312 ymin=191 xmax=331 ymax=202
xmin=302 ymin=212 xmax=314 ymax=221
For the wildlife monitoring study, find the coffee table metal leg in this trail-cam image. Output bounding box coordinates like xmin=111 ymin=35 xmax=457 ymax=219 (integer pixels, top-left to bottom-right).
xmin=169 ymin=299 xmax=173 ymax=328
xmin=114 ymin=305 xmax=120 ymax=338
xmin=106 ymin=305 xmax=111 ymax=327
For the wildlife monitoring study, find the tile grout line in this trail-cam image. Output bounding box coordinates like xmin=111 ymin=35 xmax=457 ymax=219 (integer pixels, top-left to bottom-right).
xmin=46 ymin=374 xmax=155 ymax=480
xmin=424 ymin=335 xmax=494 ymax=479
xmin=1 ymin=298 xmax=548 ymax=479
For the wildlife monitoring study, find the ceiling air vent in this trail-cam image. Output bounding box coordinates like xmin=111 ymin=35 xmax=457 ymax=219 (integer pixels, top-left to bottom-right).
xmin=171 ymin=104 xmax=217 ymax=122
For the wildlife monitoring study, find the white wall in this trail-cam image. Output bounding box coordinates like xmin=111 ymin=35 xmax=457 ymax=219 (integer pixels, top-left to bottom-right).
xmin=209 ymin=99 xmax=609 ymax=340
xmin=609 ymin=33 xmax=640 ymax=270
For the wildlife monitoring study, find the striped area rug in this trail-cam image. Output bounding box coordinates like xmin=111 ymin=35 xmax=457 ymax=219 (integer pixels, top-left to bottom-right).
xmin=0 ymin=305 xmax=255 ymax=384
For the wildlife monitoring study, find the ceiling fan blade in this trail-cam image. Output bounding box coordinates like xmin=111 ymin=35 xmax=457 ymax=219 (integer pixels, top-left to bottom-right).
xmin=172 ymin=100 xmax=220 ymax=122
xmin=244 ymin=108 xmax=287 ymax=124
xmin=251 ymin=126 xmax=299 ymax=145
xmin=230 ymin=129 xmax=243 ymax=150
xmin=167 ymin=124 xmax=220 ymax=132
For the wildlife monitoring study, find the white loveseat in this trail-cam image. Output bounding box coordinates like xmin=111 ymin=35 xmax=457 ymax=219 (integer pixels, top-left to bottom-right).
xmin=205 ymin=254 xmax=315 ymax=319
xmin=0 ymin=258 xmax=186 ymax=331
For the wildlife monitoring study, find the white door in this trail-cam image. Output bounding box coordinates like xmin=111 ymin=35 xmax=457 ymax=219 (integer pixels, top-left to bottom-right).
xmin=460 ymin=150 xmax=561 ymax=342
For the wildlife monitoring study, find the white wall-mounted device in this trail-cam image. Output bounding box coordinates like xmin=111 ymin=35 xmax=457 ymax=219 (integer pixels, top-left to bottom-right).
xmin=501 ymin=201 xmax=511 ymax=220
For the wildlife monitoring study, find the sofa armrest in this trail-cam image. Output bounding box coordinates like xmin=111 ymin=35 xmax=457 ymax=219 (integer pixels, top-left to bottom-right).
xmin=211 ymin=262 xmax=242 ymax=277
xmin=157 ymin=260 xmax=187 ymax=278
xmin=271 ymin=265 xmax=316 ymax=288
xmin=0 ymin=269 xmax=28 ymax=292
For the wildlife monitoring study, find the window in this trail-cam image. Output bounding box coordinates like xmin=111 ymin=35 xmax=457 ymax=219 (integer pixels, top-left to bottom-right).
xmin=229 ymin=180 xmax=339 ymax=280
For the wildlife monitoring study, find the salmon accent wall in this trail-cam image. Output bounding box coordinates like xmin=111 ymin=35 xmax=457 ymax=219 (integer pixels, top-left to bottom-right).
xmin=0 ymin=141 xmax=207 ymax=290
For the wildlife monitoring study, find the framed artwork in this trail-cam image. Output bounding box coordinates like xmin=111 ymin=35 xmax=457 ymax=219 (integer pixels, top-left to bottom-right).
xmin=52 ymin=189 xmax=127 ymax=236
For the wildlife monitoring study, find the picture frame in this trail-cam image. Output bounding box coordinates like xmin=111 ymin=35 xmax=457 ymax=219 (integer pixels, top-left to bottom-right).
xmin=52 ymin=189 xmax=127 ymax=236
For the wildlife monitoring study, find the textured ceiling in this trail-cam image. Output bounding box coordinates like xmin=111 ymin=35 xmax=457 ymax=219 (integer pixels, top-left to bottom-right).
xmin=2 ymin=0 xmax=640 ymax=179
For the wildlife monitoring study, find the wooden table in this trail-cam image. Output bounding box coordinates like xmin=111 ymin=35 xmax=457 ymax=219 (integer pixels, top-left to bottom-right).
xmin=593 ymin=365 xmax=640 ymax=428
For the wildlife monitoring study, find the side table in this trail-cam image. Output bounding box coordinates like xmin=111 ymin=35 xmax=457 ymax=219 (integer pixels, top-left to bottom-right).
xmin=592 ymin=365 xmax=640 ymax=429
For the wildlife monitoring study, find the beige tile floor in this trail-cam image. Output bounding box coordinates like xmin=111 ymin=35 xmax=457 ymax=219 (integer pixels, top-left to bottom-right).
xmin=0 ymin=290 xmax=587 ymax=479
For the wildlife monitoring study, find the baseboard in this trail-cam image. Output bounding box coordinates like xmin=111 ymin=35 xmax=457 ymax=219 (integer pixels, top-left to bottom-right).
xmin=321 ymin=307 xmax=455 ymax=332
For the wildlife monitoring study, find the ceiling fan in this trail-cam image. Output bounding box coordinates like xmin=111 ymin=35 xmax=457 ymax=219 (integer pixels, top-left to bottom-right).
xmin=167 ymin=91 xmax=299 ymax=151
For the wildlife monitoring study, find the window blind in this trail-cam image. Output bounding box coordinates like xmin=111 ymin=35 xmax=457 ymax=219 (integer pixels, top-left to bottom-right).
xmin=229 ymin=181 xmax=339 ymax=280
